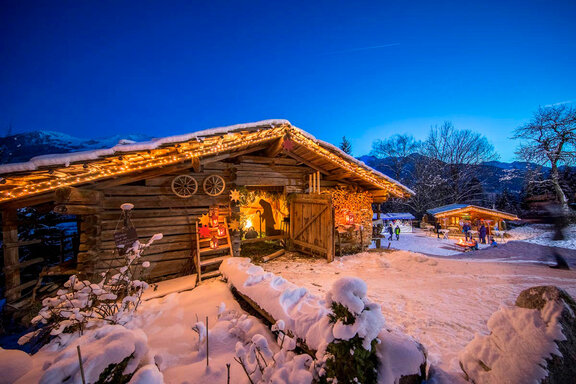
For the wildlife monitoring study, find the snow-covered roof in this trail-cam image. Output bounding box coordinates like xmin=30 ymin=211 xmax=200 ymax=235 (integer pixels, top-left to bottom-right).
xmin=427 ymin=204 xmax=468 ymax=215
xmin=0 ymin=119 xmax=414 ymax=203
xmin=380 ymin=213 xmax=416 ymax=220
xmin=0 ymin=119 xmax=289 ymax=174
xmin=427 ymin=204 xmax=519 ymax=220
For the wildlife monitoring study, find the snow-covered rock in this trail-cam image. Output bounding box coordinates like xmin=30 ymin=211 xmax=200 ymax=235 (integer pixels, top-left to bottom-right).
xmin=0 ymin=348 xmax=32 ymax=384
xmin=459 ymin=286 xmax=576 ymax=384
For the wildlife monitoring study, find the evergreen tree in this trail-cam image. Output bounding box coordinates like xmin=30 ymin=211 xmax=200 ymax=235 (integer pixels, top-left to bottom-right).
xmin=339 ymin=136 xmax=352 ymax=155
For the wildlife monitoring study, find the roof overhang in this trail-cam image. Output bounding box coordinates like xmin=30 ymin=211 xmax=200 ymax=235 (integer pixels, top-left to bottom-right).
xmin=0 ymin=120 xmax=413 ymax=205
xmin=432 ymin=205 xmax=519 ymax=221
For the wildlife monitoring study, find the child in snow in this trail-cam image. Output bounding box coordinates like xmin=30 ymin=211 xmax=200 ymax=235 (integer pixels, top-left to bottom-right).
xmin=394 ymin=225 xmax=400 ymax=240
xmin=491 ymin=237 xmax=498 ymax=247
xmin=387 ymin=224 xmax=394 ymax=241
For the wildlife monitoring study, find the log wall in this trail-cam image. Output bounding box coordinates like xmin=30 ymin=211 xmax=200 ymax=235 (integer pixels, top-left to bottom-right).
xmin=85 ymin=156 xmax=312 ymax=282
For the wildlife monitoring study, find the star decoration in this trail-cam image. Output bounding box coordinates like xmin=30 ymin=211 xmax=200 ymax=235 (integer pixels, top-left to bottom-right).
xmin=282 ymin=138 xmax=294 ymax=151
xmin=199 ymin=213 xmax=211 ymax=227
xmin=229 ymin=219 xmax=240 ymax=231
xmin=199 ymin=225 xmax=212 ymax=238
xmin=230 ymin=189 xmax=241 ymax=202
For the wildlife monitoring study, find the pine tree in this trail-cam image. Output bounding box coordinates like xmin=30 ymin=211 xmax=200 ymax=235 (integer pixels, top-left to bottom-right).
xmin=339 ymin=136 xmax=352 ymax=155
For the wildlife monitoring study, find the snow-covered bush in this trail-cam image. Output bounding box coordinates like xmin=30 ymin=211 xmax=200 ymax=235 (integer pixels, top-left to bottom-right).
xmin=15 ymin=324 xmax=152 ymax=384
xmin=19 ymin=233 xmax=162 ymax=346
xmin=320 ymin=278 xmax=385 ymax=384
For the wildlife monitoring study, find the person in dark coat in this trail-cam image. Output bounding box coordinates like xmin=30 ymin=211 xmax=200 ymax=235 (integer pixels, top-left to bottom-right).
xmin=463 ymin=222 xmax=471 ymax=241
xmin=394 ymin=225 xmax=401 ymax=240
xmin=435 ymin=222 xmax=442 ymax=239
xmin=387 ymin=224 xmax=393 ymax=241
xmin=479 ymin=223 xmax=487 ymax=244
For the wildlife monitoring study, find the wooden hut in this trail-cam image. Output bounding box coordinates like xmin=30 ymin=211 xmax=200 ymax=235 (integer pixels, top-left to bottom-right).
xmin=0 ymin=120 xmax=413 ymax=304
xmin=427 ymin=204 xmax=519 ymax=233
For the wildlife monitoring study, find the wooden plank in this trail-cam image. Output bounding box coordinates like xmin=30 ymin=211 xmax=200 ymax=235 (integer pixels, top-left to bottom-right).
xmin=261 ymin=250 xmax=285 ymax=263
xmin=55 ymin=187 xmax=102 ymax=205
xmin=19 ymin=257 xmax=44 ymax=269
xmin=101 ymin=215 xmax=195 ymax=230
xmin=53 ymin=204 xmax=102 ymax=215
xmin=5 ymin=279 xmax=37 ymax=297
xmin=2 ymin=208 xmax=21 ymax=301
xmin=293 ymin=205 xmax=327 ymax=240
xmin=293 ymin=239 xmax=328 ymax=255
xmin=102 ymin=194 xmax=229 ymax=209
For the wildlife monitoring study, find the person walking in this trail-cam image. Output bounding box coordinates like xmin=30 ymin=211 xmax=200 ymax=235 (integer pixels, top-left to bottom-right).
xmin=394 ymin=225 xmax=400 ymax=240
xmin=435 ymin=221 xmax=442 ymax=239
xmin=387 ymin=224 xmax=394 ymax=241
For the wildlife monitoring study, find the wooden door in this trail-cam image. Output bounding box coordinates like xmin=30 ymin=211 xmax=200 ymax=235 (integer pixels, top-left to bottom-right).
xmin=289 ymin=194 xmax=335 ymax=261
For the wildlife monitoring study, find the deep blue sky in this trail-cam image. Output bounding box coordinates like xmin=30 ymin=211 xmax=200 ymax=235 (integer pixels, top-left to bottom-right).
xmin=1 ymin=1 xmax=575 ymax=161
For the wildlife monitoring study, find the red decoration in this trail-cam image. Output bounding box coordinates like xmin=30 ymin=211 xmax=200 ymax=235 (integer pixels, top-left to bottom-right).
xmin=345 ymin=212 xmax=355 ymax=225
xmin=217 ymin=225 xmax=226 ymax=237
xmin=282 ymin=137 xmax=294 ymax=151
xmin=199 ymin=225 xmax=211 ymax=238
xmin=209 ymin=236 xmax=218 ymax=249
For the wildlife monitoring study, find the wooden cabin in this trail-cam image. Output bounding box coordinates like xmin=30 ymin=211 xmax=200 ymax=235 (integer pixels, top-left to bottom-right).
xmin=0 ymin=120 xmax=413 ymax=304
xmin=427 ymin=204 xmax=519 ymax=233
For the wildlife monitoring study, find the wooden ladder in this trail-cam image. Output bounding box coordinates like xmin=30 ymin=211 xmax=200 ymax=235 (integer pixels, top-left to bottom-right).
xmin=195 ymin=217 xmax=233 ymax=282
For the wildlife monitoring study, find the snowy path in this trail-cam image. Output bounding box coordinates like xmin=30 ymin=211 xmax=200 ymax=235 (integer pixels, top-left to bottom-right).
xmin=263 ymin=251 xmax=576 ymax=382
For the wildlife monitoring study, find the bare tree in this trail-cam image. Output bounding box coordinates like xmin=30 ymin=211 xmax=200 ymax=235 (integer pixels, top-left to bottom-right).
xmin=513 ymin=104 xmax=576 ymax=214
xmin=423 ymin=121 xmax=498 ymax=204
xmin=370 ymin=134 xmax=420 ymax=181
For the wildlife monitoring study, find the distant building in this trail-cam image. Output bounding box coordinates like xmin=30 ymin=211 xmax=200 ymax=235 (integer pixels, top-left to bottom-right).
xmin=427 ymin=204 xmax=519 ymax=231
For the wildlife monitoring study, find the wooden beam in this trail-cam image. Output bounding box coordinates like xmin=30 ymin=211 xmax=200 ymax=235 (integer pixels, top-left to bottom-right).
xmin=282 ymin=150 xmax=331 ymax=176
xmin=55 ymin=187 xmax=103 ymax=205
xmin=265 ymin=138 xmax=284 ymax=157
xmin=2 ymin=208 xmax=21 ymax=302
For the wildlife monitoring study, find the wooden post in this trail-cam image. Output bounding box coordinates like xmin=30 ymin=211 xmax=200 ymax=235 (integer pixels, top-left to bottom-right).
xmin=2 ymin=208 xmax=21 ymax=302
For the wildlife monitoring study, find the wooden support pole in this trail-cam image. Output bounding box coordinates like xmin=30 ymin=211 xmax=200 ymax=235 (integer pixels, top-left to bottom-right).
xmin=2 ymin=208 xmax=21 ymax=302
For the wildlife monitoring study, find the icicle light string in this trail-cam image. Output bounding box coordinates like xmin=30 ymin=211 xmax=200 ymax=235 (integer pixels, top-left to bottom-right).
xmin=0 ymin=125 xmax=407 ymax=202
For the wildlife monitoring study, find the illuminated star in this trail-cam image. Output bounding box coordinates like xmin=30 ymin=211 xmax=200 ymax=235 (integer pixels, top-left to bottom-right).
xmin=282 ymin=138 xmax=294 ymax=151
xmin=230 ymin=189 xmax=241 ymax=202
xmin=200 ymin=213 xmax=211 ymax=227
xmin=229 ymin=219 xmax=240 ymax=231
xmin=199 ymin=225 xmax=212 ymax=238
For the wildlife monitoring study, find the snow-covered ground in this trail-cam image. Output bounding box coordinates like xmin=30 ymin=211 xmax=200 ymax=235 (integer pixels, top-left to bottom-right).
xmin=263 ymin=251 xmax=576 ymax=382
xmin=384 ymin=225 xmax=576 ymax=256
xmin=3 ymin=225 xmax=575 ymax=383
xmin=9 ymin=280 xmax=278 ymax=384
xmin=374 ymin=230 xmax=491 ymax=256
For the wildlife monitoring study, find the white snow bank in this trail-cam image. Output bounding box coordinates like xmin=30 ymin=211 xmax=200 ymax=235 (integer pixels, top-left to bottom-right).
xmin=459 ymin=300 xmax=565 ymax=383
xmin=220 ymin=258 xmax=333 ymax=354
xmin=221 ymin=258 xmax=424 ymax=383
xmin=16 ymin=325 xmax=150 ymax=384
xmin=0 ymin=348 xmax=32 ymax=384
xmin=128 ymin=364 xmax=163 ymax=384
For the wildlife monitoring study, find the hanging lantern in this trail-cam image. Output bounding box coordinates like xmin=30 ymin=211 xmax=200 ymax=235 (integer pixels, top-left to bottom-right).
xmin=217 ymin=224 xmax=226 ymax=237
xmin=345 ymin=212 xmax=355 ymax=225
xmin=210 ymin=236 xmax=218 ymax=249
xmin=211 ymin=214 xmax=219 ymax=228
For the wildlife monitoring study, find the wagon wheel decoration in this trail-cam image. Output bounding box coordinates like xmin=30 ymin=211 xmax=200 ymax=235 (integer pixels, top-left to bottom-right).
xmin=203 ymin=175 xmax=226 ymax=196
xmin=171 ymin=175 xmax=198 ymax=198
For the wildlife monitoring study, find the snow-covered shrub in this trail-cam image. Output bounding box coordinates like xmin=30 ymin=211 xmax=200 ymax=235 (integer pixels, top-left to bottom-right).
xmin=21 ymin=324 xmax=151 ymax=384
xmin=320 ymin=278 xmax=384 ymax=384
xmin=19 ymin=233 xmax=162 ymax=346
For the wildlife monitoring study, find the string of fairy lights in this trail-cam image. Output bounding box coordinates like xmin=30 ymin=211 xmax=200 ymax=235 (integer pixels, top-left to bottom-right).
xmin=0 ymin=124 xmax=410 ymax=203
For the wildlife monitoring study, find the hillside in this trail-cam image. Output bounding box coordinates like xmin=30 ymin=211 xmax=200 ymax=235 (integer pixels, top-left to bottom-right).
xmin=0 ymin=131 xmax=152 ymax=164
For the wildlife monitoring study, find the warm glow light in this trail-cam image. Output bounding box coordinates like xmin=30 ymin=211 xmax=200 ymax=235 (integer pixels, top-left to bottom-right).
xmin=217 ymin=225 xmax=226 ymax=237
xmin=1 ymin=125 xmax=411 ymax=203
xmin=245 ymin=219 xmax=253 ymax=230
xmin=209 ymin=236 xmax=218 ymax=249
